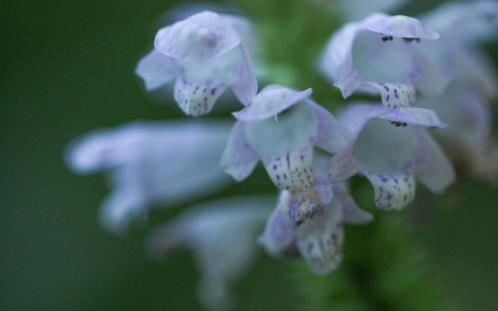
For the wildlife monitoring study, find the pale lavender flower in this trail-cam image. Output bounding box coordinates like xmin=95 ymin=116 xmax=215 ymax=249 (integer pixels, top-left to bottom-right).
xmin=320 ymin=13 xmax=441 ymax=107
xmin=136 ymin=11 xmax=257 ymax=116
xmin=415 ymin=1 xmax=498 ymax=179
xmin=147 ymin=196 xmax=273 ymax=311
xmin=66 ymin=121 xmax=231 ymax=233
xmin=418 ymin=83 xmax=498 ymax=180
xmin=221 ymin=84 xmax=351 ymax=224
xmin=259 ymin=175 xmax=372 ymax=275
xmin=329 ymin=103 xmax=455 ymax=210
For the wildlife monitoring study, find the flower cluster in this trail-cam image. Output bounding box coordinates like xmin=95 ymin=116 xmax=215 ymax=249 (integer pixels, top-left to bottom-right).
xmin=67 ymin=1 xmax=498 ymax=310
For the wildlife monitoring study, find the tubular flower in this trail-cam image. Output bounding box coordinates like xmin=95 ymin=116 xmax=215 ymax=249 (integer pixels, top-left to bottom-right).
xmin=136 ymin=11 xmax=258 ymax=116
xmin=329 ymin=103 xmax=455 ymax=211
xmin=147 ymin=197 xmax=273 ymax=311
xmin=221 ymin=84 xmax=351 ymax=224
xmin=259 ymin=178 xmax=372 ymax=275
xmin=415 ymin=1 xmax=498 ymax=179
xmin=320 ymin=13 xmax=441 ymax=107
xmin=66 ymin=121 xmax=231 ymax=233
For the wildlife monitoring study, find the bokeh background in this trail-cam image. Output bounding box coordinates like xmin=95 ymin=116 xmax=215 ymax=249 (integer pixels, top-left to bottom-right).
xmin=1 ymin=0 xmax=497 ymax=310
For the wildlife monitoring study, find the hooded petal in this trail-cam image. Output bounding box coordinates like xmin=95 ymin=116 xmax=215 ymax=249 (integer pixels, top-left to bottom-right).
xmin=135 ymin=49 xmax=178 ymax=90
xmin=320 ymin=13 xmax=438 ymax=101
xmin=154 ymin=11 xmax=240 ymax=64
xmin=220 ymin=122 xmax=259 ymax=182
xmin=173 ymin=46 xmax=241 ymax=116
xmin=414 ymin=129 xmax=455 ymax=193
xmin=377 ymin=106 xmax=446 ymax=128
xmin=66 ymin=121 xmax=231 ymax=232
xmin=233 ymin=85 xmax=313 ymax=121
xmin=148 ymin=196 xmax=273 ymax=311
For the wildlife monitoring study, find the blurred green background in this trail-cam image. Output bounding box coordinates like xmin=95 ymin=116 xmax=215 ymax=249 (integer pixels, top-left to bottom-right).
xmin=1 ymin=0 xmax=497 ymax=310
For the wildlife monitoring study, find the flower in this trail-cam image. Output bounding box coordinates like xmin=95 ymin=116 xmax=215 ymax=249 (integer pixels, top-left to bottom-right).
xmin=320 ymin=13 xmax=441 ymax=107
xmin=66 ymin=120 xmax=231 ymax=233
xmin=336 ymin=0 xmax=409 ymax=21
xmin=329 ymin=103 xmax=455 ymax=210
xmin=147 ymin=196 xmax=273 ymax=311
xmin=221 ymin=84 xmax=351 ymax=224
xmin=259 ymin=177 xmax=372 ymax=275
xmin=414 ymin=1 xmax=498 ymax=179
xmin=136 ymin=11 xmax=258 ymax=116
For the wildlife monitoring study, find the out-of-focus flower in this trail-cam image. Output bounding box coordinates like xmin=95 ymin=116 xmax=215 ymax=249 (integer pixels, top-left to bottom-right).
xmin=337 ymin=0 xmax=408 ymax=21
xmin=320 ymin=13 xmax=441 ymax=107
xmin=136 ymin=11 xmax=258 ymax=116
xmin=221 ymin=84 xmax=351 ymax=224
xmin=415 ymin=1 xmax=498 ymax=179
xmin=329 ymin=103 xmax=454 ymax=211
xmin=66 ymin=121 xmax=231 ymax=233
xmin=418 ymin=84 xmax=498 ymax=180
xmin=147 ymin=196 xmax=273 ymax=311
xmin=259 ymin=178 xmax=372 ymax=275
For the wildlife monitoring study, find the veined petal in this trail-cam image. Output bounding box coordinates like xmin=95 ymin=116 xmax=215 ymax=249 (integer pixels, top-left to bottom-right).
xmin=66 ymin=121 xmax=231 ymax=232
xmin=135 ymin=49 xmax=178 ymax=90
xmin=414 ymin=129 xmax=455 ymax=193
xmin=262 ymin=147 xmax=314 ymax=192
xmin=365 ymin=169 xmax=416 ymax=210
xmin=174 ymin=78 xmax=229 ymax=116
xmin=154 ymin=11 xmax=240 ymax=64
xmin=362 ymin=82 xmax=415 ymax=108
xmin=296 ymin=204 xmax=344 ymax=275
xmin=148 ymin=196 xmax=273 ymax=311
xmin=220 ymin=122 xmax=259 ymax=182
xmin=233 ymin=85 xmax=313 ymax=121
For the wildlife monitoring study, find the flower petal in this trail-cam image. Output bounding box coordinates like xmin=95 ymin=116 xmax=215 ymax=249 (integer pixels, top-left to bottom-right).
xmin=362 ymin=13 xmax=439 ymax=40
xmin=220 ymin=122 xmax=259 ymax=182
xmin=148 ymin=196 xmax=273 ymax=311
xmin=230 ymin=46 xmax=258 ymax=106
xmin=174 ymin=78 xmax=229 ymax=116
xmin=243 ymin=102 xmax=318 ymax=157
xmin=233 ymin=85 xmax=313 ymax=121
xmin=365 ymin=169 xmax=416 ymax=210
xmin=362 ymin=82 xmax=416 ymax=108
xmin=377 ymin=107 xmax=446 ymax=128
xmin=258 ymin=191 xmax=297 ymax=256
xmin=296 ymin=204 xmax=344 ymax=275
xmin=66 ymin=121 xmax=232 ymax=232
xmin=329 ymin=145 xmax=360 ymax=182
xmin=414 ymin=129 xmax=455 ymax=193
xmin=262 ymin=147 xmax=314 ymax=192
xmin=421 ymin=1 xmax=498 ymax=43
xmin=154 ymin=11 xmax=240 ymax=64
xmin=311 ymin=100 xmax=352 ymax=153
xmin=135 ymin=49 xmax=178 ymax=90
